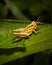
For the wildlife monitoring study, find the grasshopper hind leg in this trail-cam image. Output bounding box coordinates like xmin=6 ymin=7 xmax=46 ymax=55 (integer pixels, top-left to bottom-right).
xmin=13 ymin=36 xmax=22 ymax=43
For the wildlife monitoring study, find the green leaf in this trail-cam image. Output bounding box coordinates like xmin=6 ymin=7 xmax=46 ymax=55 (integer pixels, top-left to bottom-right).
xmin=0 ymin=20 xmax=52 ymax=64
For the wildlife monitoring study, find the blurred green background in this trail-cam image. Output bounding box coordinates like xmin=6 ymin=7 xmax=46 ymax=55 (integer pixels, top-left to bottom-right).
xmin=0 ymin=0 xmax=51 ymax=23
xmin=0 ymin=0 xmax=51 ymax=65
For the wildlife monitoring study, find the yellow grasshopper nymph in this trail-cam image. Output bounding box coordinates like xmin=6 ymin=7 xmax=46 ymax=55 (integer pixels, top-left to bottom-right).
xmin=13 ymin=21 xmax=39 ymax=41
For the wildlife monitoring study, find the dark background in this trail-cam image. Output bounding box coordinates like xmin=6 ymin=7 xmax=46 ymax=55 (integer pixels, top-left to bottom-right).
xmin=0 ymin=0 xmax=51 ymax=23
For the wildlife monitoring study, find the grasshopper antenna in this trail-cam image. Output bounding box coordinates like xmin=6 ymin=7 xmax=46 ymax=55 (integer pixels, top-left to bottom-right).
xmin=36 ymin=16 xmax=41 ymax=22
xmin=36 ymin=16 xmax=44 ymax=24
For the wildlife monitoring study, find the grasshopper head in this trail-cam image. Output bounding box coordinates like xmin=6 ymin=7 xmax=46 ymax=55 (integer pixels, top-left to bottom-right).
xmin=31 ymin=21 xmax=37 ymax=26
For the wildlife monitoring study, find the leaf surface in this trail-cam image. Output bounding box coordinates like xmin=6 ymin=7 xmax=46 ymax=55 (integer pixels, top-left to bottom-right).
xmin=0 ymin=21 xmax=52 ymax=64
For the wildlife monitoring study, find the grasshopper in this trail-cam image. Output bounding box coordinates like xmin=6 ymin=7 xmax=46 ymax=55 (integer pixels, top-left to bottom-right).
xmin=13 ymin=17 xmax=43 ymax=41
xmin=13 ymin=20 xmax=40 ymax=41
